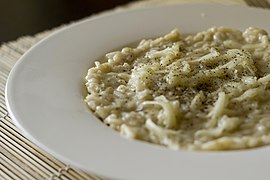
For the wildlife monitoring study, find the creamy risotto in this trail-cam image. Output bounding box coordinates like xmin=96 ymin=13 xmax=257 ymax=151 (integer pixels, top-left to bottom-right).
xmin=85 ymin=27 xmax=270 ymax=150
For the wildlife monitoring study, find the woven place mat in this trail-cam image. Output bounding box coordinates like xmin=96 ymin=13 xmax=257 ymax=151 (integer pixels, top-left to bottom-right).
xmin=0 ymin=0 xmax=251 ymax=179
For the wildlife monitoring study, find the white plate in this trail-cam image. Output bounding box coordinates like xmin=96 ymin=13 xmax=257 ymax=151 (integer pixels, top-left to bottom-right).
xmin=6 ymin=4 xmax=270 ymax=180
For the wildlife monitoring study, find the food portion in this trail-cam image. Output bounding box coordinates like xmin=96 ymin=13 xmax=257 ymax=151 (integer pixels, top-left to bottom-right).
xmin=85 ymin=27 xmax=270 ymax=150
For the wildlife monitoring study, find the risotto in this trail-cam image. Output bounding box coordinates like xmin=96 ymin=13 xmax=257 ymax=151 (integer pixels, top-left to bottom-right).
xmin=85 ymin=27 xmax=270 ymax=150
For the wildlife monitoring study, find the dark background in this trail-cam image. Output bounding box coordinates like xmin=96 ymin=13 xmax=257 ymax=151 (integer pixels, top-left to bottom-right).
xmin=0 ymin=0 xmax=135 ymax=43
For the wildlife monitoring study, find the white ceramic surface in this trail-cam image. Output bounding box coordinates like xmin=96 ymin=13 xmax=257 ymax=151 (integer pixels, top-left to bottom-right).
xmin=6 ymin=4 xmax=270 ymax=180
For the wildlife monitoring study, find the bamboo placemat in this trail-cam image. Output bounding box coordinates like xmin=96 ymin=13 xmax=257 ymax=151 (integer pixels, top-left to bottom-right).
xmin=0 ymin=0 xmax=255 ymax=179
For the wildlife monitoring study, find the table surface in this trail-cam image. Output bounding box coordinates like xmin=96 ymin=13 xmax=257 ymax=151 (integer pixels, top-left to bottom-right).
xmin=0 ymin=0 xmax=135 ymax=43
